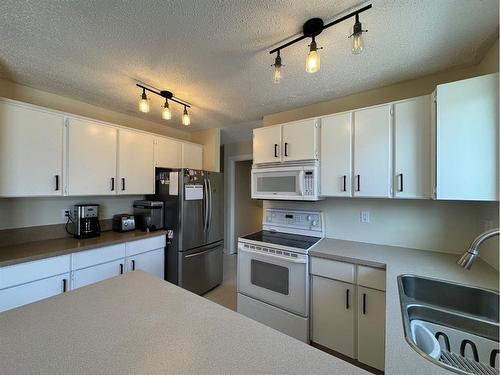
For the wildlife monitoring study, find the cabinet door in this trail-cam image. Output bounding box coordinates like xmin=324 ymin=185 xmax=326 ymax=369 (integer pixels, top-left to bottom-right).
xmin=435 ymin=73 xmax=499 ymax=201
xmin=182 ymin=142 xmax=203 ymax=170
xmin=357 ymin=286 xmax=386 ymax=371
xmin=253 ymin=126 xmax=282 ymax=164
xmin=320 ymin=113 xmax=352 ymax=196
xmin=394 ymin=97 xmax=431 ymax=199
xmin=72 ymin=259 xmax=124 ymax=289
xmin=127 ymin=248 xmax=164 ymax=279
xmin=353 ymin=105 xmax=392 ymax=197
xmin=155 ymin=137 xmax=182 ymax=168
xmin=0 ymin=273 xmax=69 ymax=312
xmin=0 ymin=101 xmax=64 ymax=197
xmin=118 ymin=129 xmax=155 ymax=194
xmin=67 ymin=118 xmax=117 ymax=195
xmin=311 ymin=275 xmax=355 ymax=357
xmin=282 ymin=119 xmax=318 ymax=162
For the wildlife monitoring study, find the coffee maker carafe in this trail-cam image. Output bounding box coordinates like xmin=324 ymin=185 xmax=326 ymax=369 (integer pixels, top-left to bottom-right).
xmin=73 ymin=204 xmax=101 ymax=239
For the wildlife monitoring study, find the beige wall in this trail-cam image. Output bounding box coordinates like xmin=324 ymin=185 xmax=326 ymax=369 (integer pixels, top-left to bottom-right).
xmin=192 ymin=128 xmax=221 ymax=172
xmin=0 ymin=78 xmax=191 ymax=140
xmin=0 ymin=195 xmax=142 ymax=230
xmin=234 ymin=160 xmax=262 ymax=246
xmin=264 ymin=39 xmax=499 ymax=126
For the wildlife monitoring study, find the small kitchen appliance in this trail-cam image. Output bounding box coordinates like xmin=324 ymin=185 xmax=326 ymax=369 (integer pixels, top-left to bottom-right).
xmin=73 ymin=204 xmax=100 ymax=239
xmin=133 ymin=200 xmax=164 ymax=231
xmin=237 ymin=208 xmax=324 ymax=342
xmin=112 ymin=214 xmax=135 ymax=232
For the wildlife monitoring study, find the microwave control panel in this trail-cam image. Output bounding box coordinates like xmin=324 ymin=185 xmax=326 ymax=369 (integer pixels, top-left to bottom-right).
xmin=264 ymin=209 xmax=323 ymax=235
xmin=304 ymin=171 xmax=314 ymax=196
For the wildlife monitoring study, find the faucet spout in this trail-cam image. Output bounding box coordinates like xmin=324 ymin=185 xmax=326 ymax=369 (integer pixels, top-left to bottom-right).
xmin=457 ymin=228 xmax=500 ymax=270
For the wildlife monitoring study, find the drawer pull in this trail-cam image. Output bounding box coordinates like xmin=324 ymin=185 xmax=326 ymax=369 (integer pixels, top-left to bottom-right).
xmin=62 ymin=278 xmax=67 ymax=293
xmin=119 ymin=263 xmax=124 ymax=274
xmin=131 ymin=260 xmax=136 ymax=271
xmin=362 ymin=293 xmax=366 ymax=315
xmin=345 ymin=289 xmax=350 ymax=310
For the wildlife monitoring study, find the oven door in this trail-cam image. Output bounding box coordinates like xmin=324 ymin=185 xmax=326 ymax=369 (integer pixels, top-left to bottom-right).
xmin=251 ymin=167 xmax=304 ymax=200
xmin=237 ymin=243 xmax=308 ymax=317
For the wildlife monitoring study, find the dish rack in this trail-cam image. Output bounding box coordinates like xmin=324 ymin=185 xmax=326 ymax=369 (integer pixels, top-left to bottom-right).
xmin=418 ymin=320 xmax=499 ymax=375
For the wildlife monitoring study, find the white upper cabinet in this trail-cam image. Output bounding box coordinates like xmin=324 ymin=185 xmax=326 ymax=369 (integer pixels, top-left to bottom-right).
xmin=253 ymin=125 xmax=282 ymax=164
xmin=182 ymin=142 xmax=203 ymax=170
xmin=155 ymin=137 xmax=182 ymax=168
xmin=353 ymin=105 xmax=392 ymax=198
xmin=434 ymin=73 xmax=499 ymax=201
xmin=67 ymin=118 xmax=117 ymax=196
xmin=320 ymin=112 xmax=352 ymax=197
xmin=282 ymin=119 xmax=319 ymax=162
xmin=118 ymin=129 xmax=155 ymax=194
xmin=393 ymin=96 xmax=432 ymax=199
xmin=0 ymin=101 xmax=64 ymax=197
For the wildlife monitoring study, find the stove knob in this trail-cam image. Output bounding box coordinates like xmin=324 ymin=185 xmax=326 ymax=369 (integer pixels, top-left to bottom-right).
xmin=306 ymin=215 xmax=312 ymax=221
xmin=312 ymin=220 xmax=318 ymax=226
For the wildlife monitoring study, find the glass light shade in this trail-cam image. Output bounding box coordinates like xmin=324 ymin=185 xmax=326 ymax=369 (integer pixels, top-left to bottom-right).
xmin=306 ymin=49 xmax=320 ymax=73
xmin=182 ymin=108 xmax=190 ymax=126
xmin=352 ymin=32 xmax=363 ymax=54
xmin=138 ymin=93 xmax=150 ymax=113
xmin=162 ymin=105 xmax=172 ymax=120
xmin=273 ymin=64 xmax=282 ymax=83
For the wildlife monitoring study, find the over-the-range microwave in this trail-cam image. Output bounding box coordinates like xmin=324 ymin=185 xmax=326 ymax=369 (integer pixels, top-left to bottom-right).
xmin=251 ymin=161 xmax=322 ymax=201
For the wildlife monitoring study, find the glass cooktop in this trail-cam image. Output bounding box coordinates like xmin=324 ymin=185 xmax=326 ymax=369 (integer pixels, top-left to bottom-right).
xmin=241 ymin=230 xmax=320 ymax=250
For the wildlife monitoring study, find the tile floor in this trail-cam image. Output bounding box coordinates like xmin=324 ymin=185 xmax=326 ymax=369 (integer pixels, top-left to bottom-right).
xmin=203 ymin=253 xmax=237 ymax=311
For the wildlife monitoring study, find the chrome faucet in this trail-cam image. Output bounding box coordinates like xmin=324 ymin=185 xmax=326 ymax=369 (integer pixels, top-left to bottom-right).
xmin=457 ymin=228 xmax=500 ymax=269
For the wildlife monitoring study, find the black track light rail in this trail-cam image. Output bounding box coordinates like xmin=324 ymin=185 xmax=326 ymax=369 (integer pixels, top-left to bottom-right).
xmin=136 ymin=83 xmax=191 ymax=108
xmin=269 ymin=4 xmax=372 ymax=55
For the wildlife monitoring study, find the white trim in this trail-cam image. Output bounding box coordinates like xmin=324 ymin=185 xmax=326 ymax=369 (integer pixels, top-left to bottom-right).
xmin=225 ymin=153 xmax=253 ymax=255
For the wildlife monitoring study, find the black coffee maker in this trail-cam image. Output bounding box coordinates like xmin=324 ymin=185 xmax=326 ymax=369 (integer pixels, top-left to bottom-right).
xmin=73 ymin=204 xmax=101 ymax=239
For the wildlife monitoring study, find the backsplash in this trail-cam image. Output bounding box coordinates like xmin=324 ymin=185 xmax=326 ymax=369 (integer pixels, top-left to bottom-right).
xmin=0 ymin=196 xmax=143 ymax=230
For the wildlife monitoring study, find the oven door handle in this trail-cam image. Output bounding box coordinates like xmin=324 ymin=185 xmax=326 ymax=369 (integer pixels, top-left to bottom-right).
xmin=298 ymin=170 xmax=305 ymax=196
xmin=239 ymin=246 xmax=307 ymax=264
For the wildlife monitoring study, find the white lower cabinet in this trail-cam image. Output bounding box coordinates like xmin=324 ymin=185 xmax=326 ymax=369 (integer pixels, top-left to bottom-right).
xmin=357 ymin=286 xmax=386 ymax=370
xmin=126 ymin=248 xmax=164 ymax=279
xmin=310 ymin=258 xmax=386 ymax=371
xmin=72 ymin=259 xmax=124 ymax=289
xmin=0 ymin=273 xmax=69 ymax=312
xmin=0 ymin=235 xmax=166 ymax=312
xmin=312 ymin=276 xmax=355 ymax=357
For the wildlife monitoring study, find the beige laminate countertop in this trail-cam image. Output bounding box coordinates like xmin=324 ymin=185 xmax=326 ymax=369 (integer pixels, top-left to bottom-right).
xmin=309 ymin=238 xmax=499 ymax=375
xmin=0 ymin=270 xmax=367 ymax=375
xmin=0 ymin=230 xmax=168 ymax=267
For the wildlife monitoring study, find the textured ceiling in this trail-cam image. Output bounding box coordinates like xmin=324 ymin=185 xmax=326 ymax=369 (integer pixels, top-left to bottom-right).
xmin=0 ymin=0 xmax=498 ymax=143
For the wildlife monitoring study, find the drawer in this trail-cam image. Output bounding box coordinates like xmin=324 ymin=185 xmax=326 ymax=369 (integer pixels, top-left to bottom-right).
xmin=0 ymin=273 xmax=70 ymax=312
xmin=72 ymin=243 xmax=126 ymax=270
xmin=0 ymin=255 xmax=70 ymax=289
xmin=310 ymin=257 xmax=355 ymax=283
xmin=72 ymin=260 xmax=124 ymax=289
xmin=126 ymin=235 xmax=166 ymax=256
xmin=357 ymin=265 xmax=386 ymax=291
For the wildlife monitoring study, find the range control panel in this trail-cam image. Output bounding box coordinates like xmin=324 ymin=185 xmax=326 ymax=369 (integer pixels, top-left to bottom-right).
xmin=264 ymin=208 xmax=323 ymax=236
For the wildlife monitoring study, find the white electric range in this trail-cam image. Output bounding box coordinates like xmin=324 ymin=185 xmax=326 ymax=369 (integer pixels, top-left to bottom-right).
xmin=237 ymin=208 xmax=324 ymax=342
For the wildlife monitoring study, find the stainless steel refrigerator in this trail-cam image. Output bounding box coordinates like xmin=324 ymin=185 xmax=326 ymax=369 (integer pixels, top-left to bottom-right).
xmin=151 ymin=168 xmax=223 ymax=295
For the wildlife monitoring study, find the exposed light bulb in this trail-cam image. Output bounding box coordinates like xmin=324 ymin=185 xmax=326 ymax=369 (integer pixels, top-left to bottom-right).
xmin=350 ymin=14 xmax=366 ymax=55
xmin=273 ymin=52 xmax=282 ymax=83
xmin=138 ymin=89 xmax=150 ymax=113
xmin=306 ymin=37 xmax=320 ymax=73
xmin=182 ymin=106 xmax=190 ymax=126
xmin=162 ymin=100 xmax=172 ymax=120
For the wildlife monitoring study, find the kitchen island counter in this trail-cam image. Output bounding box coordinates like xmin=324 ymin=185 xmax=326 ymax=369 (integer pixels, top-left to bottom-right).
xmin=0 ymin=270 xmax=367 ymax=375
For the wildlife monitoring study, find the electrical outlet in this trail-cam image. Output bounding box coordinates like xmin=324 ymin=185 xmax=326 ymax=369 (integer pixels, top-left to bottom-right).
xmin=360 ymin=211 xmax=370 ymax=223
xmin=482 ymin=219 xmax=493 ymax=231
xmin=61 ymin=209 xmax=71 ymax=220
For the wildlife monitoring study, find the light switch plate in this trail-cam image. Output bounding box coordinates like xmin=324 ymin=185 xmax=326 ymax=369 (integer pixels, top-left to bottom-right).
xmin=360 ymin=211 xmax=370 ymax=223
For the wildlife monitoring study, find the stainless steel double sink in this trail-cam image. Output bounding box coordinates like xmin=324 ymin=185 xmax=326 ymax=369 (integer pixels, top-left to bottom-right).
xmin=398 ymin=275 xmax=499 ymax=374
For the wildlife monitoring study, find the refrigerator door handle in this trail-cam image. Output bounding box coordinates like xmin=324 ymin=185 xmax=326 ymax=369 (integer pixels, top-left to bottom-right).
xmin=203 ymin=176 xmax=209 ymax=232
xmin=207 ymin=176 xmax=213 ymax=233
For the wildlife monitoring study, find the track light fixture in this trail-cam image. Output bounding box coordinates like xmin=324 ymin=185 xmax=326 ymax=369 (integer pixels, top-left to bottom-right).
xmin=269 ymin=4 xmax=371 ymax=82
xmin=136 ymin=83 xmax=191 ymax=125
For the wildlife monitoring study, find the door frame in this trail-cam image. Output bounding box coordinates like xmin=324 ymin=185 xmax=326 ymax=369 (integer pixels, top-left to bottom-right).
xmin=225 ymin=153 xmax=253 ymax=255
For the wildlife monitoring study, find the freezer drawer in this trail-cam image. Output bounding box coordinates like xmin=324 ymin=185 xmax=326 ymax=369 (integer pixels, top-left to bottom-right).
xmin=180 ymin=241 xmax=223 ymax=295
